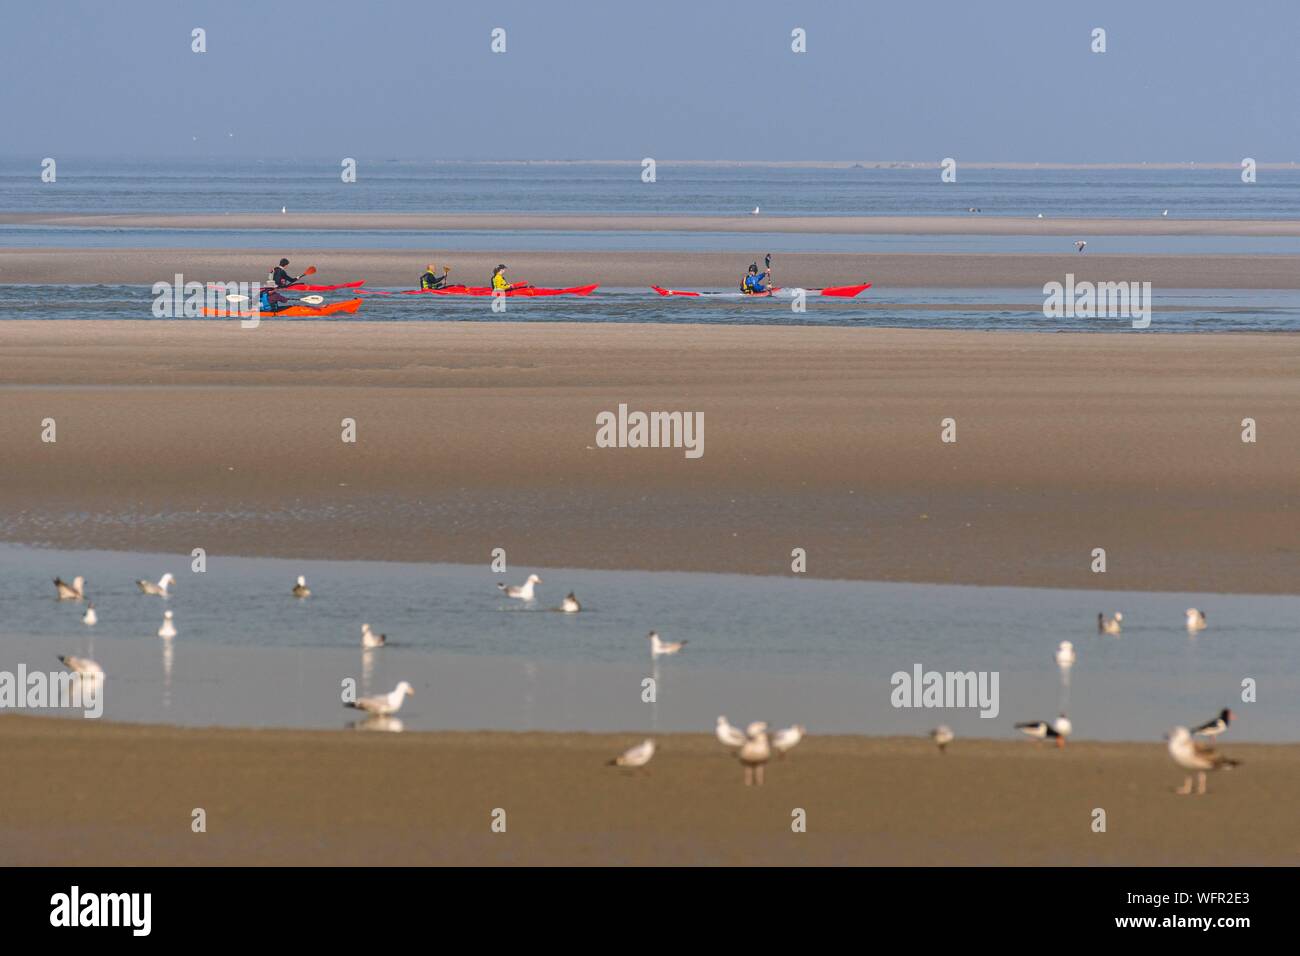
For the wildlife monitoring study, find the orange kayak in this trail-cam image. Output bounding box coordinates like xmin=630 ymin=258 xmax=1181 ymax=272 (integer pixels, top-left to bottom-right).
xmin=201 ymin=298 xmax=364 ymax=318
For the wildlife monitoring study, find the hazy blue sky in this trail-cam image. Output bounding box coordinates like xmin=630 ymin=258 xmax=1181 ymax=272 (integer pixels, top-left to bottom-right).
xmin=3 ymin=0 xmax=1297 ymax=161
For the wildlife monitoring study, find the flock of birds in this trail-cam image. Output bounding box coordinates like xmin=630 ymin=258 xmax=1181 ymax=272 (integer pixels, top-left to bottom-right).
xmin=48 ymin=572 xmax=1240 ymax=793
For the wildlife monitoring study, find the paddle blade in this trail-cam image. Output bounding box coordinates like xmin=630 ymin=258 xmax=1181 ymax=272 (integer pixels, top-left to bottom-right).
xmin=302 ymin=266 xmax=317 ymax=277
xmin=225 ymin=294 xmax=250 ymax=304
xmin=300 ymin=295 xmax=325 ymax=305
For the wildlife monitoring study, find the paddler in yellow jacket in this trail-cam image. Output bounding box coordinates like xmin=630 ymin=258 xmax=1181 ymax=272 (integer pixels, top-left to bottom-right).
xmin=491 ymin=264 xmax=511 ymax=292
xmin=420 ymin=263 xmax=450 ymax=290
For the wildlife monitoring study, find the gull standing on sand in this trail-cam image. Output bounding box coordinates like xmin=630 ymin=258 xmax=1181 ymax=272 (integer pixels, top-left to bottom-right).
xmin=346 ymin=681 xmax=414 ymax=716
xmin=609 ymin=738 xmax=655 ymax=769
xmin=1055 ymin=640 xmax=1076 ymax=669
xmin=1015 ymin=719 xmax=1064 ymax=748
xmin=648 ymin=631 xmax=687 ymax=657
xmin=82 ymin=603 xmax=98 ymax=626
xmin=771 ymin=724 xmax=805 ymax=757
xmin=561 ymin=592 xmax=582 ymax=613
xmin=361 ymin=623 xmax=387 ymax=649
xmin=292 ymin=576 xmax=311 ymax=598
xmin=739 ymin=722 xmax=772 ymax=786
xmin=1193 ymin=708 xmax=1234 ymax=740
xmin=158 ymin=610 xmax=177 ymax=639
xmin=498 ymin=573 xmax=542 ymax=602
xmin=54 ymin=576 xmax=86 ymax=601
xmin=1098 ymin=612 xmax=1123 ymax=635
xmin=1186 ymin=608 xmax=1207 ymax=633
xmin=716 ymin=716 xmax=746 ymax=748
xmin=137 ymin=573 xmax=175 ymax=597
xmin=57 ymin=654 xmax=104 ymax=676
xmin=931 ymin=725 xmax=954 ymax=753
xmin=1167 ymin=726 xmax=1239 ymax=795
xmin=1053 ymin=714 xmax=1073 ymax=745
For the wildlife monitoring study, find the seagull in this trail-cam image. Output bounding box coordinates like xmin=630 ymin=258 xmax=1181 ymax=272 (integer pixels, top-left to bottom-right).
xmin=609 ymin=738 xmax=655 ymax=769
xmin=82 ymin=603 xmax=97 ymax=626
xmin=967 ymin=207 xmax=981 ymax=213
xmin=648 ymin=631 xmax=687 ymax=657
xmin=158 ymin=610 xmax=177 ymax=639
xmin=1098 ymin=612 xmax=1123 ymax=635
xmin=1186 ymin=608 xmax=1207 ymax=633
xmin=292 ymin=576 xmax=311 ymax=598
xmin=1162 ymin=209 xmax=1169 ymax=217
xmin=346 ymin=681 xmax=414 ymax=716
xmin=57 ymin=654 xmax=103 ymax=676
xmin=931 ymin=725 xmax=954 ymax=753
xmin=1053 ymin=713 xmax=1073 ymax=744
xmin=1015 ymin=720 xmax=1064 ymax=748
xmin=1074 ymin=240 xmax=1087 ymax=253
xmin=1055 ymin=640 xmax=1076 ymax=668
xmin=281 ymin=206 xmax=287 ymax=214
xmin=54 ymin=576 xmax=86 ymax=601
xmin=560 ymin=592 xmax=582 ymax=613
xmin=1192 ymin=708 xmax=1234 ymax=740
xmin=715 ymin=715 xmax=746 ymax=748
xmin=771 ymin=724 xmax=805 ymax=756
xmin=1167 ymin=725 xmax=1239 ymax=795
xmin=1036 ymin=213 xmax=1044 ymax=219
xmin=361 ymin=623 xmax=386 ymax=649
xmin=497 ymin=573 xmax=542 ymax=602
xmin=738 ymin=722 xmax=772 ymax=785
xmin=136 ymin=573 xmax=175 ymax=597
xmin=752 ymin=206 xmax=760 ymax=215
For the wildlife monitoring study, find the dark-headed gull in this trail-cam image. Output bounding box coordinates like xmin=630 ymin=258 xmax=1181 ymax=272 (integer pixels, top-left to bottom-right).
xmin=931 ymin=725 xmax=954 ymax=753
xmin=54 ymin=576 xmax=86 ymax=601
xmin=715 ymin=716 xmax=746 ymax=748
xmin=137 ymin=573 xmax=175 ymax=597
xmin=361 ymin=623 xmax=386 ymax=649
xmin=560 ymin=592 xmax=582 ymax=613
xmin=771 ymin=724 xmax=805 ymax=756
xmin=1098 ymin=612 xmax=1123 ymax=635
xmin=739 ymin=722 xmax=772 ymax=785
xmin=1192 ymin=708 xmax=1234 ymax=740
xmin=498 ymin=574 xmax=542 ymax=602
xmin=1167 ymin=726 xmax=1238 ymax=795
xmin=1186 ymin=608 xmax=1207 ymax=633
xmin=57 ymin=654 xmax=103 ymax=676
xmin=292 ymin=576 xmax=311 ymax=598
xmin=346 ymin=681 xmax=413 ymax=716
xmin=609 ymin=738 xmax=655 ymax=769
xmin=158 ymin=610 xmax=177 ymax=639
xmin=648 ymin=631 xmax=686 ymax=657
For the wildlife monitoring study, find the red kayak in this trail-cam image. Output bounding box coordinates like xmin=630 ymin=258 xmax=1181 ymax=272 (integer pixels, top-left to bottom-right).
xmin=651 ymin=283 xmax=871 ymax=299
xmin=365 ymin=283 xmax=599 ymax=298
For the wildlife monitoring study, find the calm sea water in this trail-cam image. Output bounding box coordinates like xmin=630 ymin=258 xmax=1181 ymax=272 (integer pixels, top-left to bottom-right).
xmin=1 ymin=546 xmax=1294 ymax=740
xmin=4 ymin=158 xmax=1300 ymax=218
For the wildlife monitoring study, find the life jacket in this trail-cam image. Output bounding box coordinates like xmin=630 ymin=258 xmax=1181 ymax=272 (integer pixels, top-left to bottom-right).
xmin=420 ymin=271 xmax=438 ymax=290
xmin=259 ymin=291 xmax=271 ymax=310
xmin=492 ymin=272 xmax=509 ymax=291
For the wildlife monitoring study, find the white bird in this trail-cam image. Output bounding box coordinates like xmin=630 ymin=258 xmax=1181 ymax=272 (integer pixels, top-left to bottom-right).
xmin=1167 ymin=725 xmax=1238 ymax=795
xmin=54 ymin=576 xmax=86 ymax=601
xmin=1074 ymin=240 xmax=1087 ymax=253
xmin=1186 ymin=608 xmax=1207 ymax=633
xmin=771 ymin=724 xmax=805 ymax=756
xmin=136 ymin=573 xmax=175 ymax=597
xmin=1162 ymin=209 xmax=1169 ymax=217
xmin=158 ymin=610 xmax=177 ymax=639
xmin=281 ymin=206 xmax=287 ymax=214
xmin=738 ymin=722 xmax=772 ymax=785
xmin=1053 ymin=713 xmax=1073 ymax=743
xmin=648 ymin=631 xmax=687 ymax=657
xmin=497 ymin=573 xmax=542 ymax=602
xmin=57 ymin=654 xmax=104 ymax=676
xmin=1036 ymin=213 xmax=1044 ymax=219
xmin=560 ymin=592 xmax=582 ymax=613
xmin=82 ymin=603 xmax=97 ymax=626
xmin=1192 ymin=708 xmax=1234 ymax=740
xmin=346 ymin=681 xmax=414 ymax=716
xmin=931 ymin=725 xmax=954 ymax=753
xmin=361 ymin=623 xmax=386 ymax=649
xmin=1055 ymin=640 xmax=1076 ymax=668
xmin=292 ymin=575 xmax=311 ymax=598
xmin=609 ymin=738 xmax=655 ymax=769
xmin=752 ymin=206 xmax=760 ymax=215
xmin=1098 ymin=612 xmax=1123 ymax=635
xmin=715 ymin=715 xmax=746 ymax=748
xmin=1015 ymin=720 xmax=1064 ymax=748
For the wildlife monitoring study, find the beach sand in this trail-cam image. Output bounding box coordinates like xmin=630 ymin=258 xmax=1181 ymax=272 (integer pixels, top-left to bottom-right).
xmin=2 ymin=321 xmax=1297 ymax=594
xmin=1 ymin=716 xmax=1293 ymax=865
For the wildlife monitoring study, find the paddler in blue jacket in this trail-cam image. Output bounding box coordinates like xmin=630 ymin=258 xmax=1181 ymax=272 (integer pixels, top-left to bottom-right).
xmin=741 ymin=261 xmax=771 ymax=294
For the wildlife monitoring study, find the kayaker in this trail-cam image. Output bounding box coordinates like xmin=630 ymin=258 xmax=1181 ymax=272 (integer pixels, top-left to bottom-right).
xmin=270 ymin=258 xmax=301 ymax=288
xmin=491 ymin=264 xmax=510 ymax=292
xmin=258 ymin=287 xmax=290 ymax=313
xmin=741 ymin=262 xmax=771 ymax=294
xmin=420 ymin=263 xmax=451 ymax=290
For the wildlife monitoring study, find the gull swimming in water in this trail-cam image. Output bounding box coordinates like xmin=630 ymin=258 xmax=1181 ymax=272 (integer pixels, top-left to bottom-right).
xmin=648 ymin=631 xmax=687 ymax=657
xmin=715 ymin=716 xmax=746 ymax=748
xmin=1074 ymin=240 xmax=1087 ymax=253
xmin=82 ymin=603 xmax=97 ymax=626
xmin=1098 ymin=612 xmax=1123 ymax=635
xmin=292 ymin=576 xmax=311 ymax=598
xmin=137 ymin=573 xmax=175 ymax=597
xmin=57 ymin=654 xmax=104 ymax=676
xmin=1186 ymin=608 xmax=1207 ymax=633
xmin=498 ymin=573 xmax=542 ymax=602
xmin=158 ymin=610 xmax=177 ymax=639
xmin=54 ymin=576 xmax=86 ymax=601
xmin=346 ymin=681 xmax=413 ymax=716
xmin=931 ymin=725 xmax=954 ymax=753
xmin=771 ymin=724 xmax=805 ymax=756
xmin=609 ymin=738 xmax=655 ymax=769
xmin=752 ymin=206 xmax=760 ymax=215
xmin=1016 ymin=719 xmax=1065 ymax=748
xmin=739 ymin=722 xmax=772 ymax=786
xmin=361 ymin=623 xmax=387 ymax=649
xmin=560 ymin=592 xmax=582 ymax=613
xmin=1055 ymin=640 xmax=1076 ymax=668
xmin=1167 ymin=725 xmax=1238 ymax=795
xmin=1192 ymin=708 xmax=1234 ymax=740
